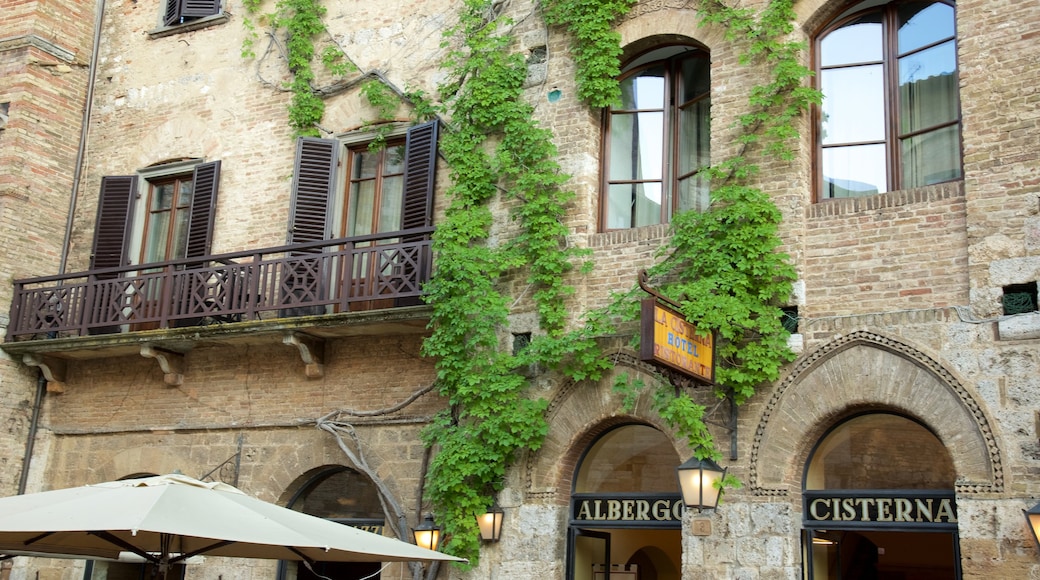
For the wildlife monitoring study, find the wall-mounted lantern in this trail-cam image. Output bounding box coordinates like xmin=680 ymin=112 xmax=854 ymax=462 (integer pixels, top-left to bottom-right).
xmin=413 ymin=514 xmax=442 ymax=551
xmin=676 ymin=456 xmax=727 ymax=511
xmin=476 ymin=501 xmax=504 ymax=542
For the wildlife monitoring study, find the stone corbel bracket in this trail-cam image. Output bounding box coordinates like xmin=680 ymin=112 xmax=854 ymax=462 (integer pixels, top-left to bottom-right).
xmin=140 ymin=345 xmax=185 ymax=386
xmin=282 ymin=332 xmax=324 ymax=379
xmin=23 ymin=353 xmax=67 ymax=393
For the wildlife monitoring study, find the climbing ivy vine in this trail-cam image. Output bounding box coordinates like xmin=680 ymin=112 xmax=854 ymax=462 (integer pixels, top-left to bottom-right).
xmin=240 ymin=0 xmax=819 ymax=567
xmin=635 ymin=0 xmax=819 ymax=460
xmin=418 ymin=0 xmax=610 ymax=563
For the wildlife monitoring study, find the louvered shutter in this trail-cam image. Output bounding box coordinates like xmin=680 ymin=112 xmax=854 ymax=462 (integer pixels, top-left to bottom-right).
xmin=180 ymin=0 xmax=221 ymax=19
xmin=288 ymin=138 xmax=337 ymax=245
xmin=90 ymin=176 xmax=138 ymax=272
xmin=400 ymin=120 xmax=439 ymax=231
xmin=184 ymin=160 xmax=220 ymax=259
xmin=163 ymin=0 xmax=180 ymax=26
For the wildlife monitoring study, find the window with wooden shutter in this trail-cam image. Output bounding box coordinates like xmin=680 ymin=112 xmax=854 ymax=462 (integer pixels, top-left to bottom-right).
xmin=184 ymin=160 xmax=221 ymax=259
xmin=288 ymin=138 xmax=338 ymax=246
xmin=400 ymin=120 xmax=439 ymax=232
xmin=140 ymin=161 xmax=220 ymax=265
xmin=163 ymin=0 xmax=221 ymax=27
xmin=286 ymin=123 xmax=439 ymax=313
xmin=90 ymin=176 xmax=138 ymax=272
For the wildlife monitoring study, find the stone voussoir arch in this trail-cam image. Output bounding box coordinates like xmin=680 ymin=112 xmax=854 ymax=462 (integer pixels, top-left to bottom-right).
xmin=524 ymin=352 xmax=686 ymax=504
xmin=749 ymin=330 xmax=1003 ymax=497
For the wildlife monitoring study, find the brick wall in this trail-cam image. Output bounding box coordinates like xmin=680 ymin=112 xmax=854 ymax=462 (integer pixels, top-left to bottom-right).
xmin=0 ymin=0 xmax=94 ymax=495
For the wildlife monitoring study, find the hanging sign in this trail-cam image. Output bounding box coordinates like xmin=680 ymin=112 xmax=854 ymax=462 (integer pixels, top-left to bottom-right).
xmin=639 ymin=298 xmax=714 ymax=383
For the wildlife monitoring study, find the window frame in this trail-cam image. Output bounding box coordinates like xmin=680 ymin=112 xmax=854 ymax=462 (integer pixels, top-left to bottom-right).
xmin=149 ymin=0 xmax=226 ymax=38
xmin=814 ymin=0 xmax=962 ymax=201
xmin=339 ymin=130 xmax=410 ymax=240
xmin=600 ymin=44 xmax=711 ymax=232
xmin=139 ymin=172 xmax=194 ymax=265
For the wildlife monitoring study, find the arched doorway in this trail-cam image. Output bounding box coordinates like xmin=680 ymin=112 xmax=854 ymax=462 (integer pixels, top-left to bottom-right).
xmin=567 ymin=424 xmax=682 ymax=580
xmin=278 ymin=467 xmax=385 ymax=580
xmin=803 ymin=413 xmax=961 ymax=579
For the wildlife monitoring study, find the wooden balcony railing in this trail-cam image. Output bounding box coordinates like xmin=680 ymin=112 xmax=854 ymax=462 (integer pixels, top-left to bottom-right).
xmin=6 ymin=228 xmax=433 ymax=341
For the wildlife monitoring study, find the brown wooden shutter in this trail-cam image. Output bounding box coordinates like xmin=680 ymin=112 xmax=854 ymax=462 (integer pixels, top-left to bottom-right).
xmin=181 ymin=0 xmax=220 ymax=19
xmin=184 ymin=160 xmax=221 ymax=259
xmin=288 ymin=137 xmax=338 ymax=245
xmin=90 ymin=176 xmax=138 ymax=272
xmin=400 ymin=120 xmax=439 ymax=231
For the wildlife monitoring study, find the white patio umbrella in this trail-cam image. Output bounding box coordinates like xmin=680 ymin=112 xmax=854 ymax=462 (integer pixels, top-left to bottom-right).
xmin=0 ymin=473 xmax=462 ymax=573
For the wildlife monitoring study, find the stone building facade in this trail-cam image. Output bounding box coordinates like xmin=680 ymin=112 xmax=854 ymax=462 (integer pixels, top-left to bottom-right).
xmin=1 ymin=0 xmax=1039 ymax=579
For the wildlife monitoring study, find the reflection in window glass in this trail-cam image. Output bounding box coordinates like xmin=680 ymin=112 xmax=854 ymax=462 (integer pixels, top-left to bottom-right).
xmin=902 ymin=124 xmax=961 ymax=187
xmin=619 ymin=68 xmax=665 ymax=110
xmin=817 ymin=0 xmax=961 ymax=199
xmin=823 ymin=143 xmax=887 ymax=197
xmin=608 ymin=112 xmax=665 ymax=182
xmin=603 ymin=48 xmax=710 ymax=229
xmin=805 ymin=413 xmax=955 ymax=490
xmin=574 ymin=424 xmax=680 ymax=493
xmin=820 ymin=16 xmax=882 ymax=67
xmin=821 ymin=65 xmax=885 ymax=145
xmin=897 ymin=1 xmax=955 ymax=54
xmin=899 ymin=41 xmax=958 ymax=133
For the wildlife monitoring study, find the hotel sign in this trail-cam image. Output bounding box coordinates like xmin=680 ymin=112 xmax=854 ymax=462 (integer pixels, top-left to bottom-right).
xmin=803 ymin=491 xmax=957 ymax=530
xmin=639 ymin=299 xmax=714 ymax=383
xmin=571 ymin=494 xmax=684 ymax=527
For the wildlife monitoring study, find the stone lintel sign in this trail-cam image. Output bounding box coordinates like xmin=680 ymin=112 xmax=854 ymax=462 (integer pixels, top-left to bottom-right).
xmin=803 ymin=492 xmax=957 ymax=529
xmin=572 ymin=495 xmax=684 ymax=526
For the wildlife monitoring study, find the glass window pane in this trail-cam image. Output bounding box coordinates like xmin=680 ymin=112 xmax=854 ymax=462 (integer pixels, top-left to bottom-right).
xmin=678 ymin=98 xmax=710 ymax=175
xmin=172 ymin=208 xmax=189 ymax=259
xmin=177 ymin=180 xmax=192 ymax=210
xmin=352 ymin=150 xmax=379 ymax=179
xmin=898 ymin=2 xmax=955 ymax=54
xmin=143 ymin=213 xmax=170 ymax=263
xmin=679 ymin=56 xmax=710 ymax=102
xmin=633 ymin=182 xmax=662 ymax=227
xmin=619 ymin=66 xmax=665 ymax=110
xmin=822 ymin=144 xmax=887 ymax=198
xmin=574 ymin=425 xmax=680 ymax=493
xmin=820 ymin=15 xmax=882 ymax=67
xmin=378 ymin=175 xmax=403 ymax=233
xmin=296 ymin=469 xmax=383 ymax=520
xmin=805 ymin=414 xmax=955 ymax=490
xmin=899 ymin=40 xmax=958 ymax=134
xmin=348 ymin=180 xmax=376 ymax=236
xmin=608 ymin=111 xmax=664 ymax=181
xmin=901 ymin=124 xmax=961 ymax=188
xmin=821 ymin=64 xmax=885 ymax=144
xmin=677 ymin=171 xmax=710 ymax=213
xmin=606 ymin=183 xmax=662 ymax=229
xmin=151 ymin=183 xmax=174 ymax=210
xmin=383 ymin=144 xmax=405 ymax=175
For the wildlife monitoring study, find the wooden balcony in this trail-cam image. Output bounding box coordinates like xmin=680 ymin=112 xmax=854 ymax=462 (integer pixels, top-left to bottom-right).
xmin=4 ymin=229 xmax=434 ymax=353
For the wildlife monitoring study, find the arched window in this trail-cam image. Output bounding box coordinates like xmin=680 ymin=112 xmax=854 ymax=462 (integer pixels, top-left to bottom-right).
xmin=803 ymin=414 xmax=959 ymax=580
xmin=279 ymin=467 xmax=385 ymax=580
xmin=817 ymin=0 xmax=961 ymax=199
xmin=602 ymin=45 xmax=710 ymax=230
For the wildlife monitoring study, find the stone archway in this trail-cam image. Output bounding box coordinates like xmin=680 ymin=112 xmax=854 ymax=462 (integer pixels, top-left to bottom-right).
xmin=524 ymin=353 xmax=682 ymax=503
xmin=749 ymin=331 xmax=1003 ymax=496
